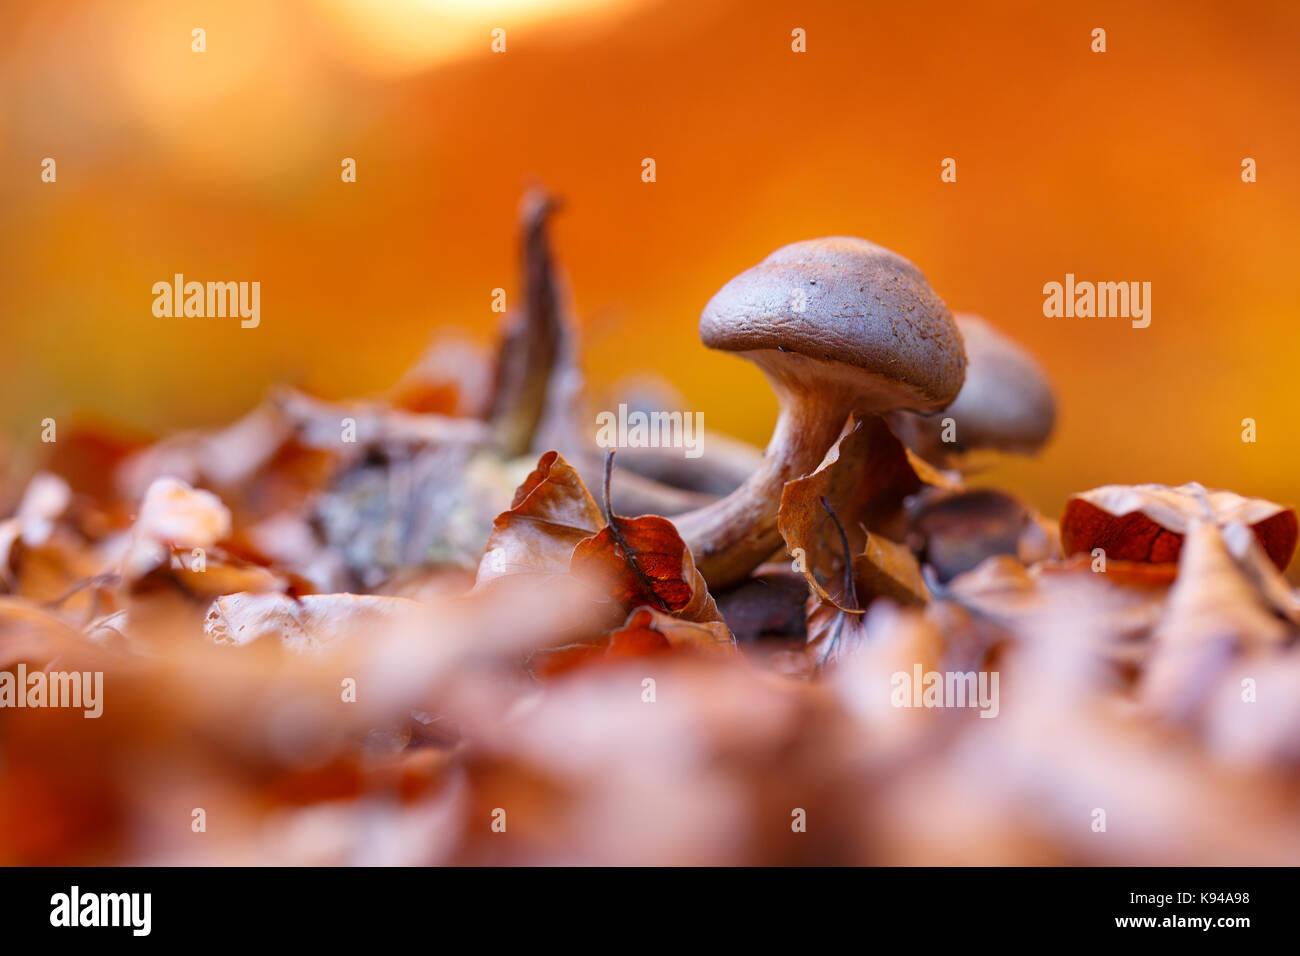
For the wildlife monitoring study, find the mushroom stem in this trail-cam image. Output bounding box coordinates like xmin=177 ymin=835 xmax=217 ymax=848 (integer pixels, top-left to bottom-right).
xmin=673 ymin=355 xmax=861 ymax=589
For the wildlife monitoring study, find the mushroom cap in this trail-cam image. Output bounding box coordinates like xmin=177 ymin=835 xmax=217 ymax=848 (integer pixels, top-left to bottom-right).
xmin=890 ymin=313 xmax=1056 ymax=460
xmin=699 ymin=237 xmax=965 ymax=413
xmin=942 ymin=314 xmax=1055 ymax=453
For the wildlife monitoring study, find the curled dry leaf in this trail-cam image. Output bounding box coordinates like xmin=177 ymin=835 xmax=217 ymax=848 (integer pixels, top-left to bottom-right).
xmin=569 ymin=455 xmax=723 ymax=625
xmin=1142 ymin=521 xmax=1292 ymax=724
xmin=805 ymin=593 xmax=870 ymax=668
xmin=1220 ymin=522 xmax=1300 ymax=624
xmin=317 ymin=445 xmax=526 ymax=583
xmin=167 ymin=552 xmax=288 ymax=599
xmin=831 ymin=601 xmax=946 ymax=755
xmin=571 ymin=514 xmax=720 ymax=622
xmin=488 ymin=189 xmax=584 ymax=457
xmin=798 ymin=493 xmax=925 ymax=667
xmin=941 ymin=553 xmax=1170 ymax=653
xmin=610 ymin=606 xmax=734 ymax=655
xmin=532 ymin=605 xmax=736 ymax=677
xmin=1203 ymin=652 xmax=1300 ymax=770
xmin=778 ymin=415 xmax=942 ymax=610
xmin=476 ymin=450 xmax=726 ymax=676
xmin=854 ymin=532 xmax=928 ymax=606
xmin=475 ymin=450 xmax=603 ymax=588
xmin=902 ymin=448 xmax=963 ymax=493
xmin=1060 ymin=481 xmax=1298 ymax=571
xmin=802 ymin=496 xmax=870 ymax=668
xmin=0 ymin=596 xmax=86 ymax=670
xmin=204 ymin=591 xmax=422 ymax=653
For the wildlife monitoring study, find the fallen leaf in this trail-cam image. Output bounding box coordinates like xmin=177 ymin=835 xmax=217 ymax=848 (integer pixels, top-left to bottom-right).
xmin=0 ymin=596 xmax=87 ymax=669
xmin=569 ymin=455 xmax=722 ymax=624
xmin=204 ymin=591 xmax=422 ymax=653
xmin=797 ymin=493 xmax=926 ymax=666
xmin=778 ymin=415 xmax=942 ymax=609
xmin=571 ymin=514 xmax=719 ymax=620
xmin=488 ymin=190 xmax=584 ymax=457
xmin=532 ymin=605 xmax=736 ymax=677
xmin=475 ymin=451 xmax=603 ymax=588
xmin=1204 ymin=653 xmax=1300 ymax=770
xmin=1142 ymin=520 xmax=1292 ymax=724
xmin=831 ymin=601 xmax=946 ymax=752
xmin=939 ymin=553 xmax=1170 ymax=656
xmin=608 ymin=606 xmax=735 ymax=656
xmin=804 ymin=593 xmax=869 ymax=668
xmin=1220 ymin=522 xmax=1300 ymax=624
xmin=1060 ymin=482 xmax=1297 ymax=571
xmin=528 ymin=641 xmax=608 ymax=677
xmin=168 ymin=551 xmax=288 ymax=599
xmin=854 ymin=532 xmax=928 ymax=606
xmin=0 ymin=472 xmax=72 ymax=584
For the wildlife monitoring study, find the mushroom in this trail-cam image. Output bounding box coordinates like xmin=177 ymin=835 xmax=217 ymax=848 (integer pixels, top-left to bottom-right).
xmin=606 ymin=434 xmax=762 ymax=496
xmin=572 ymin=454 xmax=719 ymax=515
xmin=671 ymin=237 xmax=966 ymax=588
xmin=595 ymin=374 xmax=764 ymax=496
xmin=887 ymin=313 xmax=1055 ymax=470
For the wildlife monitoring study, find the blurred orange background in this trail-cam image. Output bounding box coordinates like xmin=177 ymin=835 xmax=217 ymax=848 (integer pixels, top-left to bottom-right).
xmin=3 ymin=0 xmax=1299 ymax=520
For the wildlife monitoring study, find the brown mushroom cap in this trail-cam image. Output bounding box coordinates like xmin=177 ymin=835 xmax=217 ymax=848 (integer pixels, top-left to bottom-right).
xmin=699 ymin=237 xmax=965 ymax=413
xmin=890 ymin=313 xmax=1055 ymax=462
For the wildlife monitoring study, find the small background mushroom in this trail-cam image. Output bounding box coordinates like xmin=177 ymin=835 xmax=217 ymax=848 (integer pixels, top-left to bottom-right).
xmin=888 ymin=313 xmax=1056 ymax=472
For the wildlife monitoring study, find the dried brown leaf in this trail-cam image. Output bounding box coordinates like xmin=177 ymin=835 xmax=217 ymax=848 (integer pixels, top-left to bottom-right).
xmin=1061 ymin=481 xmax=1297 ymax=571
xmin=778 ymin=415 xmax=937 ymax=609
xmin=1142 ymin=520 xmax=1292 ymax=723
xmin=475 ymin=451 xmax=602 ymax=588
xmin=204 ymin=591 xmax=422 ymax=653
xmin=854 ymin=532 xmax=928 ymax=606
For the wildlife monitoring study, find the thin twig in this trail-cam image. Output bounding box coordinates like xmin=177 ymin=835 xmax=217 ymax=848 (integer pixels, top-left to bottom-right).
xmin=821 ymin=495 xmax=859 ymax=611
xmin=599 ymin=449 xmax=670 ymax=612
xmin=816 ymin=495 xmax=860 ymax=667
